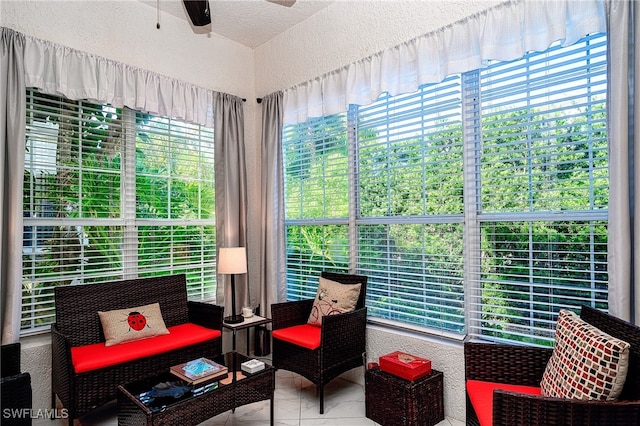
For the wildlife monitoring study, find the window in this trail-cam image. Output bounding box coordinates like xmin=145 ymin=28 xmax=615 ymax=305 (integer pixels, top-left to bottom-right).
xmin=283 ymin=33 xmax=608 ymax=345
xmin=22 ymin=90 xmax=216 ymax=332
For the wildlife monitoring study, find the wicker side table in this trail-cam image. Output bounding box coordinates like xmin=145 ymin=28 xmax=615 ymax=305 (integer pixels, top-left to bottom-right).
xmin=365 ymin=367 xmax=444 ymax=426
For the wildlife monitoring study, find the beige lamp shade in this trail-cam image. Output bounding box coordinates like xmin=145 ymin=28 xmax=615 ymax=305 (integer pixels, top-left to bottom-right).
xmin=218 ymin=247 xmax=247 ymax=274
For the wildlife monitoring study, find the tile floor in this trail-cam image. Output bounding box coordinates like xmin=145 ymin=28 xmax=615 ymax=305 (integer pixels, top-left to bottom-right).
xmin=70 ymin=358 xmax=463 ymax=426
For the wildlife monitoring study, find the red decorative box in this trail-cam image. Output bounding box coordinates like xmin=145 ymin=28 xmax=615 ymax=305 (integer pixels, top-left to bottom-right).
xmin=379 ymin=351 xmax=432 ymax=381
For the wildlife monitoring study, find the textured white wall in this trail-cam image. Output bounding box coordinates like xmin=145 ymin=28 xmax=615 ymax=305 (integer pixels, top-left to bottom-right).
xmin=2 ymin=0 xmax=505 ymax=423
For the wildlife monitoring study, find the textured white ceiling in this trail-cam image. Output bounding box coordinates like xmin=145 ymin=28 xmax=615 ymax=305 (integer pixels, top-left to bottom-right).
xmin=139 ymin=0 xmax=333 ymax=48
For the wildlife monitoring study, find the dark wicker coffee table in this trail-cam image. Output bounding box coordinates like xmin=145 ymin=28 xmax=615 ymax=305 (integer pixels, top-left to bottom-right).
xmin=117 ymin=352 xmax=275 ymax=426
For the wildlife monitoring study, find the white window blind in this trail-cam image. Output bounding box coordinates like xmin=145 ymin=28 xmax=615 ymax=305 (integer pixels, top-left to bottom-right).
xmin=22 ymin=90 xmax=216 ymax=332
xmin=134 ymin=114 xmax=217 ymax=299
xmin=283 ymin=114 xmax=351 ymax=299
xmin=468 ymin=33 xmax=608 ymax=344
xmin=357 ymin=77 xmax=466 ymax=334
xmin=282 ymin=32 xmax=608 ymax=344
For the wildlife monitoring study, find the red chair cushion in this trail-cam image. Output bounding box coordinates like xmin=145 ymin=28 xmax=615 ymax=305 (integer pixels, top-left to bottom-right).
xmin=272 ymin=324 xmax=321 ymax=350
xmin=466 ymin=379 xmax=542 ymax=426
xmin=71 ymin=323 xmax=221 ymax=373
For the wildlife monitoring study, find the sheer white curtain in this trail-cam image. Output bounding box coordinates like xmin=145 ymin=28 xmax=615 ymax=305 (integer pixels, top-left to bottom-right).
xmin=283 ymin=0 xmax=606 ymax=125
xmin=606 ymin=0 xmax=639 ymax=325
xmin=1 ymin=28 xmax=26 ymax=344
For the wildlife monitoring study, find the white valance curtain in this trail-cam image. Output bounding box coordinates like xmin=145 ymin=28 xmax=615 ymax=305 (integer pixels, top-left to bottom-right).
xmin=20 ymin=29 xmax=215 ymax=127
xmin=283 ymin=0 xmax=606 ymax=125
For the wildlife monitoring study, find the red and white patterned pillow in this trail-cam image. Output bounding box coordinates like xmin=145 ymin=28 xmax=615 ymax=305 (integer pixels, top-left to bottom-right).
xmin=540 ymin=309 xmax=631 ymax=400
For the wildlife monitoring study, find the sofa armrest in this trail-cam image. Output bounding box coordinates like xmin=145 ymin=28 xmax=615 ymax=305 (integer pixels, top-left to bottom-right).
xmin=493 ymin=389 xmax=640 ymax=426
xmin=271 ymin=299 xmax=315 ymax=330
xmin=1 ymin=372 xmax=32 ymax=425
xmin=187 ymin=301 xmax=224 ymax=330
xmin=464 ymin=341 xmax=552 ymax=387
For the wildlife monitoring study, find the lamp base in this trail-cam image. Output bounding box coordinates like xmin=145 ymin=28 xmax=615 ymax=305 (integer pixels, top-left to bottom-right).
xmin=224 ymin=315 xmax=244 ymax=324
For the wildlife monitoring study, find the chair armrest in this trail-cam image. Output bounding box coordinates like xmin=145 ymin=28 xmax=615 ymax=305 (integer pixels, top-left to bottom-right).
xmin=187 ymin=301 xmax=224 ymax=330
xmin=464 ymin=341 xmax=552 ymax=387
xmin=51 ymin=323 xmax=74 ymax=404
xmin=321 ymin=307 xmax=367 ymax=359
xmin=271 ymin=299 xmax=315 ymax=330
xmin=493 ymin=389 xmax=640 ymax=426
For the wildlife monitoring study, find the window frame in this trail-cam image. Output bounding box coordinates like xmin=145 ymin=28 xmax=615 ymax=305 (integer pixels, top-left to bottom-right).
xmin=282 ymin=32 xmax=609 ymax=345
xmin=21 ymin=90 xmax=217 ymax=334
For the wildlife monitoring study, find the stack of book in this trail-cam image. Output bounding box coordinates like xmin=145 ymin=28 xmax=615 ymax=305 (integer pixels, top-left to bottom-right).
xmin=170 ymin=357 xmax=228 ymax=385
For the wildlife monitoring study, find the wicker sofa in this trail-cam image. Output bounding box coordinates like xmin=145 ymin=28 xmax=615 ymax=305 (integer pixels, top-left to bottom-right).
xmin=464 ymin=305 xmax=640 ymax=426
xmin=51 ymin=274 xmax=223 ymax=425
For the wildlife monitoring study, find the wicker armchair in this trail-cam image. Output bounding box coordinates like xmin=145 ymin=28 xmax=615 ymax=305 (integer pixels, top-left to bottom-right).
xmin=1 ymin=343 xmax=32 ymax=426
xmin=271 ymin=271 xmax=368 ymax=414
xmin=464 ymin=305 xmax=640 ymax=426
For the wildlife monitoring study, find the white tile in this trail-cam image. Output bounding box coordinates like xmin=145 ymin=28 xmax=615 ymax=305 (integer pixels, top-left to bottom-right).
xmin=52 ymin=371 xmax=466 ymax=426
xmin=300 ymin=379 xmax=366 ymax=419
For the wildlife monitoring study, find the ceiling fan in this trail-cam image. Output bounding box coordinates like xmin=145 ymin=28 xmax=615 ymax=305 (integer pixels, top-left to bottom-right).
xmin=183 ymin=0 xmax=296 ymax=27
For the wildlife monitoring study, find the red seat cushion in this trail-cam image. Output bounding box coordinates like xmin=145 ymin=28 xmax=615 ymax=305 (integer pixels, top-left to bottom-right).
xmin=71 ymin=323 xmax=221 ymax=373
xmin=272 ymin=324 xmax=321 ymax=350
xmin=466 ymin=379 xmax=542 ymax=426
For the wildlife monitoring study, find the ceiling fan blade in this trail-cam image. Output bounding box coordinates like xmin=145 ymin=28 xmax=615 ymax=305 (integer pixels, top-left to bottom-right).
xmin=266 ymin=0 xmax=296 ymax=7
xmin=183 ymin=0 xmax=211 ymax=26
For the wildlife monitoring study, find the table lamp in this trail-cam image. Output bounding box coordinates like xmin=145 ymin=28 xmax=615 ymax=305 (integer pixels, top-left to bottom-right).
xmin=218 ymin=247 xmax=247 ymax=324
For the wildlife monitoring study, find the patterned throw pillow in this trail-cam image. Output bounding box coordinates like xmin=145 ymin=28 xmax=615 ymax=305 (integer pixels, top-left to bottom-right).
xmin=540 ymin=309 xmax=631 ymax=400
xmin=98 ymin=302 xmax=170 ymax=346
xmin=307 ymin=277 xmax=362 ymax=326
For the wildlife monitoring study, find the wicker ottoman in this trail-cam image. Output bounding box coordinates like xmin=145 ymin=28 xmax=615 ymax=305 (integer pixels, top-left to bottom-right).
xmin=365 ymin=367 xmax=444 ymax=426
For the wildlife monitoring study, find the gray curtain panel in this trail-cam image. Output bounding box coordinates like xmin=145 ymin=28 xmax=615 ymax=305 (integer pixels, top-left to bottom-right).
xmin=214 ymin=93 xmax=249 ymax=316
xmin=606 ymin=0 xmax=640 ymax=325
xmin=0 ymin=28 xmax=26 ymax=344
xmin=259 ymin=92 xmax=286 ymax=312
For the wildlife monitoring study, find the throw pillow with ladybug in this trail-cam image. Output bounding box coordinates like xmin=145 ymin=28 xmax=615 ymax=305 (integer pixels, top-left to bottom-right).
xmin=98 ymin=302 xmax=170 ymax=346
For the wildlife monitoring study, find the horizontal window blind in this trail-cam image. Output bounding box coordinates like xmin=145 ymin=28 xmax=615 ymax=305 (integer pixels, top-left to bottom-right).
xmin=135 ymin=114 xmax=217 ymax=300
xmin=22 ymin=90 xmax=217 ymax=333
xmin=285 ymin=225 xmax=350 ymax=301
xmin=357 ymin=76 xmax=464 ymax=217
xmin=360 ymin=223 xmax=465 ymax=334
xmin=137 ymin=225 xmax=217 ymax=300
xmin=136 ymin=115 xmax=216 ymax=220
xmin=283 ymin=114 xmax=349 ymax=220
xmin=356 ymin=76 xmax=465 ymax=333
xmin=469 ymin=33 xmax=608 ymax=345
xmin=283 ymin=114 xmax=350 ymax=299
xmin=281 ymin=33 xmax=608 ymax=344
